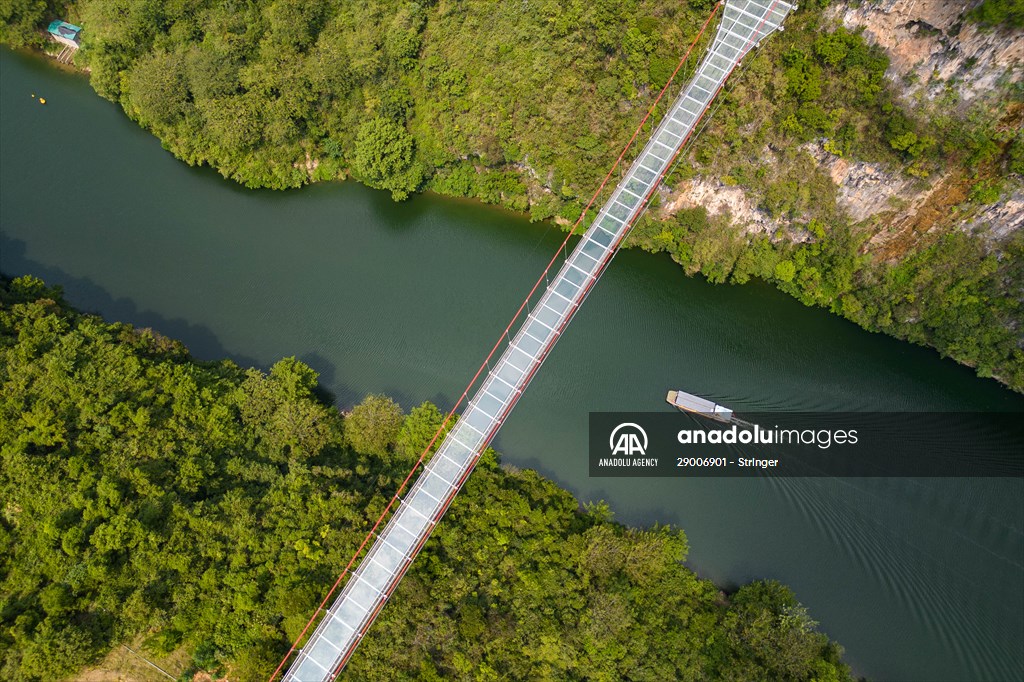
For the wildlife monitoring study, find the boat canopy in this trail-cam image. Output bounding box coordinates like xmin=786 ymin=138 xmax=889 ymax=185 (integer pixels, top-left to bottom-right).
xmin=672 ymin=391 xmax=733 ymax=420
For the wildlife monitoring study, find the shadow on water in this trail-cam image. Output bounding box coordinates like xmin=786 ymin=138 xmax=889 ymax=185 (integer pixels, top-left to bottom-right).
xmin=3 ymin=232 xmax=253 ymax=373
xmin=298 ymin=351 xmax=344 ymax=405
xmin=1 ymin=233 xmax=376 ymax=412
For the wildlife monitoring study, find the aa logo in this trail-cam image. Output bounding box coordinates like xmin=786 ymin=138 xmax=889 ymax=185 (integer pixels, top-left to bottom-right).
xmin=609 ymin=423 xmax=648 ymax=456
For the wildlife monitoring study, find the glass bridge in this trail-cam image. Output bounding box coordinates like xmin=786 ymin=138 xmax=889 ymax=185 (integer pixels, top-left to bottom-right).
xmin=281 ymin=1 xmax=795 ymax=678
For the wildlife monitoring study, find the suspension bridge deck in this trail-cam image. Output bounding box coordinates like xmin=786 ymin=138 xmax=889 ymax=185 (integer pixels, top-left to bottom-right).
xmin=280 ymin=1 xmax=794 ymax=679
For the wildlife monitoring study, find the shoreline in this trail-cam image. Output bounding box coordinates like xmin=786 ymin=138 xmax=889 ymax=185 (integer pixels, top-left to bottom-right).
xmin=6 ymin=41 xmax=1021 ymax=396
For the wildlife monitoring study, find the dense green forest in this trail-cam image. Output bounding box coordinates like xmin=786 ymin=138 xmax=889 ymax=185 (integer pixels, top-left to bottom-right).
xmin=0 ymin=0 xmax=1015 ymax=198
xmin=0 ymin=0 xmax=1021 ymax=390
xmin=0 ymin=275 xmax=855 ymax=680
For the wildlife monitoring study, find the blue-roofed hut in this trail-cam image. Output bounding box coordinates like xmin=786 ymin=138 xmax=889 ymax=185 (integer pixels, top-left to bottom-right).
xmin=47 ymin=20 xmax=82 ymax=48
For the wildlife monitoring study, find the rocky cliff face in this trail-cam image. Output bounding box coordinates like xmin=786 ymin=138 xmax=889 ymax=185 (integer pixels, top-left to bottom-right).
xmin=663 ymin=0 xmax=1023 ymax=259
xmin=665 ymin=177 xmax=780 ymax=234
xmin=963 ymin=187 xmax=1024 ymax=241
xmin=810 ymin=143 xmax=916 ymax=223
xmin=832 ymin=0 xmax=1022 ymax=104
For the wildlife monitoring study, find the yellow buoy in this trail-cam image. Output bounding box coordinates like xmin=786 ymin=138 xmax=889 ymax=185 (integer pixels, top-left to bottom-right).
xmin=39 ymin=98 xmax=46 ymax=104
xmin=31 ymin=93 xmax=35 ymax=97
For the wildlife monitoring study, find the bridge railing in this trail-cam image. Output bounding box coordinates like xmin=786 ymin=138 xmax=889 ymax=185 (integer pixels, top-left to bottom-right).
xmin=279 ymin=2 xmax=794 ymax=679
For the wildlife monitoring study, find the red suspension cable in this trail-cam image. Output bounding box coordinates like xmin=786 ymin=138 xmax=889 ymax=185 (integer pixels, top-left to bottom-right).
xmin=268 ymin=5 xmax=722 ymax=680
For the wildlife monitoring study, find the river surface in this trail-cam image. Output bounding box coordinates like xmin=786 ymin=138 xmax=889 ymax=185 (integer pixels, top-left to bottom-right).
xmin=2 ymin=48 xmax=1022 ymax=681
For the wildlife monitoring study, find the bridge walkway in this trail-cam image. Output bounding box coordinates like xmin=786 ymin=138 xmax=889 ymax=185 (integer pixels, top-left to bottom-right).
xmin=280 ymin=2 xmax=794 ymax=679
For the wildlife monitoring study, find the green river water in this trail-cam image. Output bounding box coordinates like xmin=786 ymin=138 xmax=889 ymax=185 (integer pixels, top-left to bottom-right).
xmin=1 ymin=48 xmax=1022 ymax=681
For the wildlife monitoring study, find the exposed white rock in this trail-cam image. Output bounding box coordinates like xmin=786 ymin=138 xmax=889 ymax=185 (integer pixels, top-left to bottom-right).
xmin=804 ymin=141 xmax=921 ymax=223
xmin=961 ymin=189 xmax=1024 ymax=241
xmin=663 ymin=177 xmax=779 ymax=235
xmin=831 ymin=0 xmax=1023 ymax=103
xmin=639 ymin=3 xmax=1024 ymax=254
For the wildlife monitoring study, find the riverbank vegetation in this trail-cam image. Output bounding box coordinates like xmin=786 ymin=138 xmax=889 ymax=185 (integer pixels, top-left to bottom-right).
xmin=0 ymin=1 xmax=1021 ymax=391
xmin=0 ymin=275 xmax=855 ymax=681
xmin=629 ymin=206 xmax=1024 ymax=389
xmin=630 ymin=3 xmax=1024 ymax=390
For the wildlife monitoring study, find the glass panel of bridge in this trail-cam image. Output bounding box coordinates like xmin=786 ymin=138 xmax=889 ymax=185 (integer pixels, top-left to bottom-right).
xmin=334 ymin=597 xmax=369 ymax=633
xmin=608 ymin=202 xmax=631 ymax=222
xmin=617 ymin=189 xmax=640 ymax=208
xmin=450 ymin=428 xmax=481 ymax=454
xmin=723 ymin=31 xmax=747 ymax=51
xmin=723 ymin=11 xmax=746 ymax=28
xmin=725 ymin=21 xmax=749 ymax=40
xmin=428 ymin=449 xmax=463 ymax=484
xmin=463 ymin=406 xmax=493 ymax=435
xmin=305 ymin=640 xmax=341 ymax=674
xmin=674 ymin=107 xmax=696 ymax=125
xmin=655 ymin=128 xmax=681 ymax=148
xmin=684 ymin=82 xmax=708 ymax=101
xmin=484 ymin=376 xmax=515 ymax=403
xmin=748 ymin=0 xmax=773 ymax=11
xmin=407 ymin=486 xmax=439 ymax=519
xmin=376 ymin=524 xmax=415 ymax=561
xmin=290 ymin=653 xmax=329 ymax=681
xmin=710 ymin=52 xmax=731 ymax=71
xmin=533 ymin=301 xmax=562 ymax=330
xmin=562 ymin=263 xmax=588 ymax=287
xmin=625 ymin=177 xmax=648 ymax=196
xmin=524 ymin=317 xmax=555 ymax=346
xmin=579 ymin=245 xmax=604 ymax=272
xmin=373 ymin=534 xmax=407 ymax=570
xmin=590 ymin=225 xmax=614 ymax=248
xmin=496 ymin=358 xmax=526 ymax=387
xmin=598 ymin=214 xmax=621 ymax=232
xmin=308 ymin=632 xmax=342 ymax=658
xmin=695 ymin=74 xmax=717 ymax=94
xmin=663 ymin=119 xmax=686 ymax=138
xmin=581 ymin=238 xmax=606 ymax=263
xmin=541 ymin=289 xmax=570 ymax=314
xmin=321 ymin=613 xmax=354 ymax=648
xmin=392 ymin=506 xmax=429 ymax=543
xmin=714 ymin=42 xmax=739 ymax=61
xmin=311 ymin=622 xmax=346 ymax=653
xmin=638 ymin=152 xmax=661 ymax=171
xmin=639 ymin=149 xmax=666 ymax=169
xmin=632 ymin=165 xmax=656 ymax=184
xmin=419 ymin=472 xmax=454 ymax=505
xmin=645 ymin=143 xmax=669 ymax=162
xmin=362 ymin=547 xmax=399 ymax=582
xmin=346 ymin=576 xmax=381 ymax=612
xmin=516 ymin=331 xmax=543 ymax=358
xmin=384 ymin=512 xmax=422 ymax=548
xmin=450 ymin=419 xmax=485 ymax=449
xmin=554 ymin=277 xmax=580 ymax=302
xmin=475 ymin=390 xmax=504 ymax=420
xmin=722 ymin=23 xmax=744 ymax=42
xmin=733 ymin=9 xmax=759 ymax=30
xmin=700 ymin=74 xmax=723 ymax=92
xmin=504 ymin=345 xmax=533 ymax=371
xmin=568 ymin=250 xmax=597 ymax=276
xmin=444 ymin=439 xmax=478 ymax=468
xmin=701 ymin=62 xmax=726 ymax=81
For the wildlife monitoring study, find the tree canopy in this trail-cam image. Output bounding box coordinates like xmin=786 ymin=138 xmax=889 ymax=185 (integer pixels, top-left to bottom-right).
xmin=352 ymin=117 xmax=423 ymax=200
xmin=345 ymin=393 xmax=405 ymax=457
xmin=0 ymin=276 xmax=855 ymax=680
